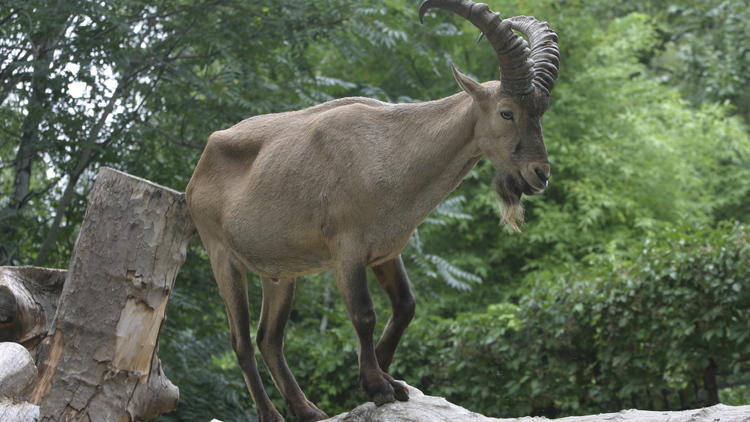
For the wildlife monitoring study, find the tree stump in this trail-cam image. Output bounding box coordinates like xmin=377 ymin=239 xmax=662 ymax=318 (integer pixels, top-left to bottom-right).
xmin=22 ymin=167 xmax=194 ymax=421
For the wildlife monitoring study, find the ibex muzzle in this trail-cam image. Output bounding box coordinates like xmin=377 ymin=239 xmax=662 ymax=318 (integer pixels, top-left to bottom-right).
xmin=186 ymin=1 xmax=560 ymax=421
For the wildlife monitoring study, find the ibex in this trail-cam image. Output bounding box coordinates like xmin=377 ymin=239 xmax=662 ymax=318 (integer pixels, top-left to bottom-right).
xmin=186 ymin=1 xmax=560 ymax=420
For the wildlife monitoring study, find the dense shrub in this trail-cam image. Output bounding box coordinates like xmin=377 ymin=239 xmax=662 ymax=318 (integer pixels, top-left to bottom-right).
xmin=386 ymin=223 xmax=749 ymax=417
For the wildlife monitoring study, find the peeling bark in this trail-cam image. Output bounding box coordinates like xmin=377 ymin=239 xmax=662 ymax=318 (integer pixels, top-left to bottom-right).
xmin=25 ymin=167 xmax=193 ymax=422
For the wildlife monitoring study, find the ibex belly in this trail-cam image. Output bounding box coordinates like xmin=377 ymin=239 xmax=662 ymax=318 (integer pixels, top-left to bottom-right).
xmin=221 ymin=195 xmax=333 ymax=278
xmin=222 ymin=196 xmax=417 ymax=277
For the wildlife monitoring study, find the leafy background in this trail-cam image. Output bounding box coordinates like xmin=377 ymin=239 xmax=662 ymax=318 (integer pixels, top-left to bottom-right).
xmin=1 ymin=0 xmax=748 ymax=421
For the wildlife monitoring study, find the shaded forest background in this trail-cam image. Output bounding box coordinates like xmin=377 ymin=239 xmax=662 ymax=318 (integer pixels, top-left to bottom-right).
xmin=1 ymin=0 xmax=749 ymax=421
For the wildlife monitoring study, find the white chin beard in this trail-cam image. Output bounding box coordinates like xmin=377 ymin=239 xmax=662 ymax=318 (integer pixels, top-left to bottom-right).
xmin=500 ymin=198 xmax=525 ymax=232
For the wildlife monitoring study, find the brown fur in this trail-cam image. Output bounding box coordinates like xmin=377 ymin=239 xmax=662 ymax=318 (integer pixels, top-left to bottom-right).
xmin=186 ymin=68 xmax=551 ymax=422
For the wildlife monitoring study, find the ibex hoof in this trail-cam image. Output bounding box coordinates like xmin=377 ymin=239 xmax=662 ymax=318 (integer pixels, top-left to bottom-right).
xmin=381 ymin=372 xmax=409 ymax=402
xmin=390 ymin=379 xmax=409 ymax=402
xmin=298 ymin=407 xmax=328 ymax=422
xmin=372 ymin=389 xmax=396 ymax=406
xmin=258 ymin=412 xmax=285 ymax=422
xmin=362 ymin=373 xmax=396 ymax=405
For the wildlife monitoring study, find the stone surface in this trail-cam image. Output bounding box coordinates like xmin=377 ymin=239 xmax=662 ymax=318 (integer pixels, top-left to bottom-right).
xmin=0 ymin=399 xmax=39 ymax=422
xmin=208 ymin=384 xmax=750 ymax=422
xmin=0 ymin=342 xmax=40 ymax=422
xmin=321 ymin=385 xmax=750 ymax=422
xmin=0 ymin=342 xmax=38 ymax=399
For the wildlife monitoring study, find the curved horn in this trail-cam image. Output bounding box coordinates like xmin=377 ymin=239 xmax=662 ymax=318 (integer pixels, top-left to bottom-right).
xmin=508 ymin=16 xmax=560 ymax=94
xmin=419 ymin=0 xmax=534 ymax=95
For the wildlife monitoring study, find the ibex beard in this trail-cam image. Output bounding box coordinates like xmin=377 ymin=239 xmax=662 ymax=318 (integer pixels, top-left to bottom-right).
xmin=493 ymin=171 xmax=526 ymax=232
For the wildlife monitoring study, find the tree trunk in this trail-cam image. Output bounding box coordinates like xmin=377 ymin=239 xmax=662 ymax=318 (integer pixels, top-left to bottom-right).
xmin=24 ymin=167 xmax=193 ymax=421
xmin=703 ymin=358 xmax=719 ymax=406
xmin=0 ymin=0 xmax=72 ymax=266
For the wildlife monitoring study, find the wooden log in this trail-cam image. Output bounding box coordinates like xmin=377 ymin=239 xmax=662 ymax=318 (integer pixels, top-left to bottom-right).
xmin=27 ymin=167 xmax=193 ymax=422
xmin=0 ymin=267 xmax=66 ymax=353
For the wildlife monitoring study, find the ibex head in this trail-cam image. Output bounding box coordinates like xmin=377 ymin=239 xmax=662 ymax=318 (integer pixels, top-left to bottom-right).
xmin=420 ymin=0 xmax=560 ymax=231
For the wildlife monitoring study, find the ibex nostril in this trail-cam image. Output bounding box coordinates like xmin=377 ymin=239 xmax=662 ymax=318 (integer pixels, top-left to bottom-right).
xmin=534 ymin=167 xmax=549 ymax=184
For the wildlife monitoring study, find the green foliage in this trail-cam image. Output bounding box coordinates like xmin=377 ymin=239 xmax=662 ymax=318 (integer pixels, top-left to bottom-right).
xmin=283 ymin=320 xmax=360 ymax=415
xmin=721 ymin=384 xmax=750 ymax=407
xmin=2 ymin=0 xmax=749 ymax=420
xmin=527 ymin=222 xmax=749 ymax=414
xmin=408 ymin=197 xmax=483 ymax=291
xmin=158 ymin=329 xmax=256 ymax=422
xmin=387 ymin=223 xmax=750 ymax=417
xmin=422 ymin=11 xmax=750 ymax=295
xmin=162 ymin=4 xmax=749 ymax=419
xmin=249 ymin=224 xmax=748 ymax=417
xmin=0 ymin=0 xmax=351 ymax=266
xmin=593 ymin=0 xmax=750 ymax=121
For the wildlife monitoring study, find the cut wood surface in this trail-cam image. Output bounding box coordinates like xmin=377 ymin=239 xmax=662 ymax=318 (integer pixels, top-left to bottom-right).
xmin=26 ymin=167 xmax=193 ymax=422
xmin=0 ymin=267 xmax=66 ymax=353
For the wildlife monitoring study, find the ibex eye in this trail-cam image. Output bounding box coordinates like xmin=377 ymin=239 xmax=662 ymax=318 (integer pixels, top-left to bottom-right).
xmin=500 ymin=111 xmax=514 ymax=120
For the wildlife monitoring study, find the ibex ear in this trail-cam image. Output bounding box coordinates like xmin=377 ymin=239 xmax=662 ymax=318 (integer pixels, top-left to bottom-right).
xmin=451 ymin=64 xmax=489 ymax=104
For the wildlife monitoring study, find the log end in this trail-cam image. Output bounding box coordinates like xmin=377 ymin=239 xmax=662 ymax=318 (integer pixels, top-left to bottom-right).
xmin=0 ymin=266 xmax=67 ymax=345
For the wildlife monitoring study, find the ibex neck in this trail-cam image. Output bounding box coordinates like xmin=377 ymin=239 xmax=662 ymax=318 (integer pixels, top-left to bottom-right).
xmin=391 ymin=90 xmax=479 ymax=163
xmin=382 ymin=91 xmax=481 ymax=221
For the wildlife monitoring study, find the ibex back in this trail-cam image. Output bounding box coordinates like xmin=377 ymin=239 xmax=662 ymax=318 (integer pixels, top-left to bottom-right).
xmin=186 ymin=1 xmax=560 ymax=421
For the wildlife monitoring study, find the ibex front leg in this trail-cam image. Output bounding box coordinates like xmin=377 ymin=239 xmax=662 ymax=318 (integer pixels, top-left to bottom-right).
xmin=372 ymin=256 xmax=414 ymax=401
xmin=335 ymin=261 xmax=395 ymax=405
xmin=257 ymin=277 xmax=328 ymax=422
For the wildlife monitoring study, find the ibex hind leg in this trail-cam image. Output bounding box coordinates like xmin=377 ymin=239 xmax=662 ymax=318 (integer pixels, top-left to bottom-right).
xmin=207 ymin=246 xmax=283 ymax=422
xmin=257 ymin=277 xmax=328 ymax=422
xmin=372 ymin=256 xmax=415 ymax=401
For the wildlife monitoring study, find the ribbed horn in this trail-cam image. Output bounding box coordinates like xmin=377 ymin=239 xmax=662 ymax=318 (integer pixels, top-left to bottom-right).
xmin=419 ymin=0 xmax=534 ymax=95
xmin=508 ymin=16 xmax=560 ymax=94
